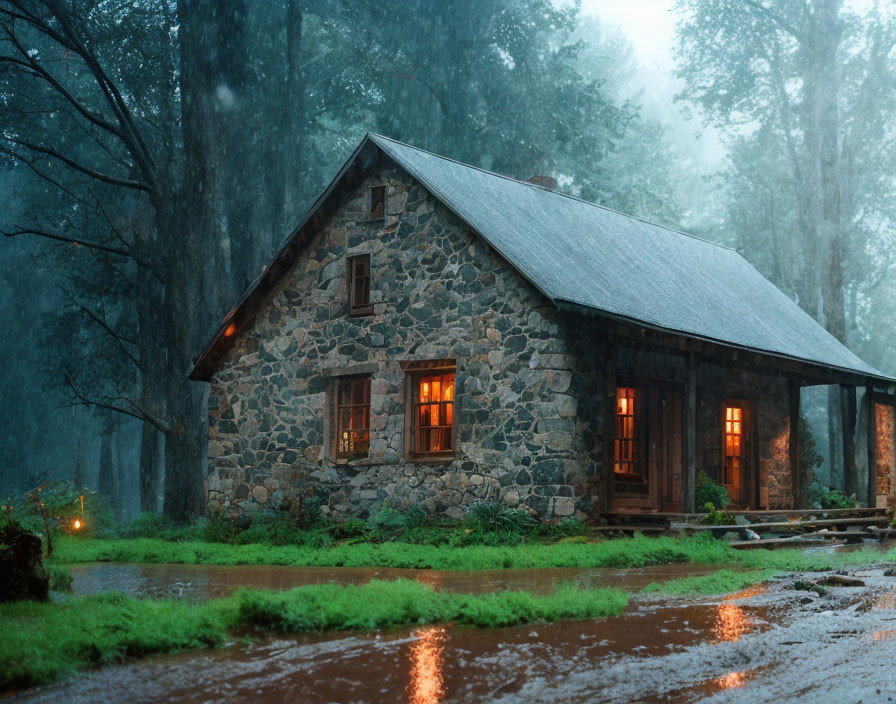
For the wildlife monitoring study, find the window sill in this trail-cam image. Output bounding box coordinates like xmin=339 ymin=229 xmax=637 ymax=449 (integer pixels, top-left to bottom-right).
xmin=406 ymin=454 xmax=455 ymax=464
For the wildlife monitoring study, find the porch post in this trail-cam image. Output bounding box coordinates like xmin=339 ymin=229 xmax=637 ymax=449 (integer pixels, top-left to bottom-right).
xmin=866 ymin=382 xmax=877 ymax=508
xmin=788 ymin=379 xmax=802 ymax=509
xmin=841 ymin=384 xmax=858 ymax=499
xmin=603 ymin=340 xmax=617 ymax=511
xmin=684 ymin=352 xmax=697 ymax=513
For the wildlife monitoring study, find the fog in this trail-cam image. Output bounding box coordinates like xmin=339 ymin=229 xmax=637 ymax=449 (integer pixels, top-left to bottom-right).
xmin=1 ymin=0 xmax=894 ymax=517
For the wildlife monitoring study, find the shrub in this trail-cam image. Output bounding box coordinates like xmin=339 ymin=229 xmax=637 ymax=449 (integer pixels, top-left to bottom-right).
xmin=695 ymin=471 xmax=730 ymax=510
xmin=463 ymin=501 xmax=535 ymax=534
xmin=5 ymin=480 xmax=113 ymax=538
xmin=530 ymin=518 xmax=586 ymax=540
xmin=200 ymin=509 xmax=241 ymax=543
xmin=366 ymin=504 xmax=428 ymax=540
xmin=698 ymin=503 xmax=735 ymax=526
xmin=808 ymin=485 xmax=856 ymax=509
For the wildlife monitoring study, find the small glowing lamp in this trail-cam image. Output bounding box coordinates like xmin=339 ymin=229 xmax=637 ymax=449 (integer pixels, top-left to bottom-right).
xmin=224 ymin=321 xmax=237 ymax=337
xmin=73 ymin=519 xmax=82 ymax=530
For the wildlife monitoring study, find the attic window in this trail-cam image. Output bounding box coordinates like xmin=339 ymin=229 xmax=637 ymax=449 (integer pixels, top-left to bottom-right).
xmin=348 ymin=254 xmax=372 ymax=316
xmin=370 ymin=185 xmax=385 ymax=219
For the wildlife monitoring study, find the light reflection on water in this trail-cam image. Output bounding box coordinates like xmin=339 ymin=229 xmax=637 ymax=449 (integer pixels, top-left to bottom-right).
xmin=408 ymin=626 xmax=446 ymax=704
xmin=713 ymin=671 xmax=749 ymax=690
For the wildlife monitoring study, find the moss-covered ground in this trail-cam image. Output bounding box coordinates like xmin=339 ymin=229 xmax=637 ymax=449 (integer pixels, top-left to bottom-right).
xmin=50 ymin=534 xmax=896 ymax=572
xmin=0 ymin=580 xmax=627 ymax=690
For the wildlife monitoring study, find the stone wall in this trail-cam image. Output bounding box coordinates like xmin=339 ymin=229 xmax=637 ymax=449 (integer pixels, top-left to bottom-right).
xmin=206 ymin=165 xmax=600 ymax=521
xmin=875 ymin=403 xmax=895 ymax=510
xmin=204 ymin=160 xmax=797 ymax=520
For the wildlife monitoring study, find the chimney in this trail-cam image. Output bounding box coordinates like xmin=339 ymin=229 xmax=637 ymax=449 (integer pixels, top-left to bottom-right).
xmin=527 ymin=174 xmax=558 ymax=191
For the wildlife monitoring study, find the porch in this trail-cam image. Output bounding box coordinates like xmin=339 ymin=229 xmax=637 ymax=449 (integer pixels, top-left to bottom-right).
xmin=590 ymin=323 xmax=896 ymax=518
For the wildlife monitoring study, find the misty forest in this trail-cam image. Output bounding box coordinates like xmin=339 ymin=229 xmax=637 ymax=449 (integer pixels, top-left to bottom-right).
xmin=2 ymin=1 xmax=896 ymax=702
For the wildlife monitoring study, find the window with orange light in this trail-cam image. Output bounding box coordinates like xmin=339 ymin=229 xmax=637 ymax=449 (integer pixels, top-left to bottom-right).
xmin=412 ymin=371 xmax=455 ymax=456
xmin=334 ymin=376 xmax=371 ymax=460
xmin=614 ymin=387 xmax=638 ymax=477
xmin=724 ymin=406 xmax=742 ymax=484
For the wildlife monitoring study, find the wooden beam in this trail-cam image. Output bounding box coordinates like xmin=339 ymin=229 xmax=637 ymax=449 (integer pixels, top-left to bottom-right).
xmin=867 ymin=382 xmax=878 ymax=508
xmin=788 ymin=379 xmax=802 ymax=509
xmin=603 ymin=340 xmax=618 ymax=512
xmin=842 ymin=384 xmax=858 ymax=498
xmin=684 ymin=352 xmax=697 ymax=513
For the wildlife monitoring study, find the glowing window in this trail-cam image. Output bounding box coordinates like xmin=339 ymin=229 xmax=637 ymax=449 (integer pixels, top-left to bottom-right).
xmin=724 ymin=406 xmax=742 ymax=484
xmin=413 ymin=372 xmax=455 ymax=455
xmin=614 ymin=387 xmax=638 ymax=477
xmin=335 ymin=376 xmax=370 ymax=459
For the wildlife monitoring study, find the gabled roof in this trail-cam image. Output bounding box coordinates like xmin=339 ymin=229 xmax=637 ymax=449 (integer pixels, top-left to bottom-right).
xmin=190 ymin=133 xmax=891 ymax=383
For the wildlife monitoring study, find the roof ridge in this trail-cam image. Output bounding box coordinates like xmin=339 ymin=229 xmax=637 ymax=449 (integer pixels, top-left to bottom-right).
xmin=367 ymin=132 xmax=737 ymax=253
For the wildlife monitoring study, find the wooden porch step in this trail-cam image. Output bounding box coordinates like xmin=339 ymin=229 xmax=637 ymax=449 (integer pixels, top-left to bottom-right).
xmin=729 ymin=537 xmax=833 ymax=550
xmin=671 ymin=516 xmax=890 ymax=534
xmin=680 ymin=507 xmax=887 ymax=523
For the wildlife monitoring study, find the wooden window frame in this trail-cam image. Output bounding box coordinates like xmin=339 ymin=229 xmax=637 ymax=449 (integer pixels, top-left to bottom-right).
xmin=369 ymin=184 xmax=386 ymax=220
xmin=347 ymin=253 xmax=373 ymax=317
xmin=614 ymin=386 xmax=638 ymax=479
xmin=403 ymin=360 xmax=457 ymax=461
xmin=333 ymin=374 xmax=371 ymax=461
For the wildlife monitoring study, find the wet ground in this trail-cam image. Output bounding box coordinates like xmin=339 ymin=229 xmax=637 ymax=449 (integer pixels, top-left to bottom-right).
xmin=10 ymin=562 xmax=896 ymax=703
xmin=68 ymin=561 xmax=730 ymax=599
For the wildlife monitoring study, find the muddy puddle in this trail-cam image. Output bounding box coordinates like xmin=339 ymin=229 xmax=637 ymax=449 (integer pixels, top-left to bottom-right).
xmin=69 ymin=562 xmax=731 ymax=600
xmin=14 ymin=565 xmax=896 ymax=702
xmin=8 ymin=590 xmax=782 ymax=704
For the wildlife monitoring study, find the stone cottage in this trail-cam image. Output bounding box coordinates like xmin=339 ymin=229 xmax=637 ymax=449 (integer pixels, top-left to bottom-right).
xmin=190 ymin=133 xmax=896 ymax=521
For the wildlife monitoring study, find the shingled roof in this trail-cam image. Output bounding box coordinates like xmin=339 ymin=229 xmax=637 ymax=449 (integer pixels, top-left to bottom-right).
xmin=189 ymin=133 xmax=890 ymax=382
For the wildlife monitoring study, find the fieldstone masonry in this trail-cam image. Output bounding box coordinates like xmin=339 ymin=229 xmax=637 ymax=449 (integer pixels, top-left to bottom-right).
xmin=205 ymin=162 xmax=799 ymax=520
xmin=207 ymin=167 xmax=599 ymax=520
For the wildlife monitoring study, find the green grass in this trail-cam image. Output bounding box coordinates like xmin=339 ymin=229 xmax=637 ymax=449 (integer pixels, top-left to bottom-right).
xmin=0 ymin=580 xmax=627 ymax=690
xmin=641 ymin=569 xmax=776 ymax=595
xmin=50 ymin=534 xmax=739 ymax=570
xmin=51 ymin=534 xmax=896 ymax=573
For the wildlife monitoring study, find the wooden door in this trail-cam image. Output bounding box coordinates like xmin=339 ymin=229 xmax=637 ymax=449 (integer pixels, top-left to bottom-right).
xmin=723 ymin=401 xmax=751 ymax=506
xmin=646 ymin=387 xmax=684 ymax=511
xmin=612 ymin=384 xmax=683 ymax=511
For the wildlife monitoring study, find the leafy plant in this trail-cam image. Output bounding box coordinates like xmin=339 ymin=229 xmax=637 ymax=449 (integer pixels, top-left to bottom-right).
xmin=695 ymin=471 xmax=730 ymax=510
xmin=808 ymin=485 xmax=856 ymax=509
xmin=366 ymin=504 xmax=429 ymax=540
xmin=698 ymin=503 xmax=735 ymax=525
xmin=463 ymin=501 xmax=536 ymax=535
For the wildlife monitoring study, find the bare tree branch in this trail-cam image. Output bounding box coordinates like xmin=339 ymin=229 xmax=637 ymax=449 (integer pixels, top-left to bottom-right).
xmin=9 ymin=137 xmax=150 ymax=191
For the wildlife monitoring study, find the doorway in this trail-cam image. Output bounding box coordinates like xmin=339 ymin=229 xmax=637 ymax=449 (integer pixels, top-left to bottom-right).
xmin=611 ymin=383 xmax=684 ymax=511
xmin=722 ymin=400 xmax=753 ymax=506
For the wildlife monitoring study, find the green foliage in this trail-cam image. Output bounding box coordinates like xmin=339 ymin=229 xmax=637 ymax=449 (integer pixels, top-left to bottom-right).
xmin=50 ymin=534 xmax=896 ymax=574
xmin=641 ymin=569 xmax=774 ymax=596
xmin=530 ymin=518 xmax=587 ymax=540
xmin=698 ymin=503 xmax=735 ymax=526
xmin=798 ymin=415 xmax=824 ymax=481
xmin=0 ymin=581 xmax=628 ymax=689
xmin=46 ymin=565 xmax=73 ymax=593
xmin=4 ymin=481 xmax=112 ymax=539
xmin=0 ymin=592 xmax=231 ymax=690
xmin=695 ymin=472 xmax=730 ymax=511
xmin=366 ymin=504 xmax=429 ymax=540
xmin=808 ymin=485 xmax=856 ymax=510
xmin=116 ymin=513 xmax=202 ymax=542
